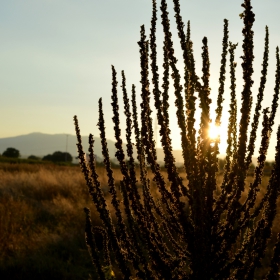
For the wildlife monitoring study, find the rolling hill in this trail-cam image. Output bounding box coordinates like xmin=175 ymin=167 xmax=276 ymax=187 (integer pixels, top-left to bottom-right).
xmin=0 ymin=132 xmax=185 ymax=164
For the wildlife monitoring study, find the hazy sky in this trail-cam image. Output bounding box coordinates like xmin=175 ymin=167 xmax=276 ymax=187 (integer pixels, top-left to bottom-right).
xmin=1 ymin=0 xmax=280 ymax=160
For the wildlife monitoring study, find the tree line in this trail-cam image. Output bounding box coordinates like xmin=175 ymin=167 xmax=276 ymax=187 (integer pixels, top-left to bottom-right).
xmin=0 ymin=147 xmax=73 ymax=163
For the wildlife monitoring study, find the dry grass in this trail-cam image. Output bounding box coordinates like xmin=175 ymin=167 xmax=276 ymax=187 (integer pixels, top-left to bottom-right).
xmin=0 ymin=162 xmax=278 ymax=279
xmin=0 ymin=163 xmax=93 ymax=279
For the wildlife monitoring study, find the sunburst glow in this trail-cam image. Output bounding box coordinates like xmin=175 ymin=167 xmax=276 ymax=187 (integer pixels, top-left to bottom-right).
xmin=208 ymin=122 xmax=221 ymax=141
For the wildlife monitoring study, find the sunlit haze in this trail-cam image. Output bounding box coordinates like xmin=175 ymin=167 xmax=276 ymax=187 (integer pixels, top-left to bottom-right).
xmin=208 ymin=123 xmax=221 ymax=142
xmin=1 ymin=0 xmax=280 ymax=161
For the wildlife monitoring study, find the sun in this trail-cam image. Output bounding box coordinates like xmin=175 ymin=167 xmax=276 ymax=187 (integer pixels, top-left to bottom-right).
xmin=208 ymin=122 xmax=221 ymax=141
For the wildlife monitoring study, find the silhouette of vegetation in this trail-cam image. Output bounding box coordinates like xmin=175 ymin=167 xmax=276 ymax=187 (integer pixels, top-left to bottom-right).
xmin=43 ymin=151 xmax=73 ymax=163
xmin=28 ymin=155 xmax=40 ymax=160
xmin=74 ymin=0 xmax=280 ymax=278
xmin=2 ymin=147 xmax=20 ymax=158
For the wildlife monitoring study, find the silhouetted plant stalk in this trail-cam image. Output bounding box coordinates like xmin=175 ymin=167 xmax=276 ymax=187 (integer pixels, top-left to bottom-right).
xmin=74 ymin=0 xmax=280 ymax=278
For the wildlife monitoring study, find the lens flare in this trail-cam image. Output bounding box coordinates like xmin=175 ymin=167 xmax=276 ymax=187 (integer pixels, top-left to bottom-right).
xmin=208 ymin=122 xmax=220 ymax=141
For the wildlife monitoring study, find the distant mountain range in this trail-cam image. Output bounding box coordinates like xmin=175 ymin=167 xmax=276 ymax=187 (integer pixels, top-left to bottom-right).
xmin=0 ymin=132 xmax=186 ymax=165
xmin=0 ymin=133 xmax=260 ymax=166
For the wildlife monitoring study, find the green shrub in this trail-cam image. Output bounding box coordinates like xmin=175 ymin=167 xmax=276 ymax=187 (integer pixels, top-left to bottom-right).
xmin=75 ymin=0 xmax=280 ymax=279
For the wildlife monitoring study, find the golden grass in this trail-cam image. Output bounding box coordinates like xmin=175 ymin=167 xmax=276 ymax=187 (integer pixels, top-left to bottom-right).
xmin=0 ymin=162 xmax=278 ymax=279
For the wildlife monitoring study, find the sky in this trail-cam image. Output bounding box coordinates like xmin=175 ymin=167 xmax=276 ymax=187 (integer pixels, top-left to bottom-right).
xmin=1 ymin=0 xmax=280 ymax=161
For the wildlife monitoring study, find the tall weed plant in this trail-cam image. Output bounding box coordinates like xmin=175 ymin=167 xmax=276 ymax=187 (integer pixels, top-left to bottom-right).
xmin=74 ymin=0 xmax=280 ymax=279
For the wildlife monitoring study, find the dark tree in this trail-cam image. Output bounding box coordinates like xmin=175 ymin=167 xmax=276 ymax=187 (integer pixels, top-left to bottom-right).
xmin=28 ymin=155 xmax=40 ymax=160
xmin=2 ymin=147 xmax=20 ymax=158
xmin=42 ymin=154 xmax=53 ymax=161
xmin=42 ymin=151 xmax=72 ymax=163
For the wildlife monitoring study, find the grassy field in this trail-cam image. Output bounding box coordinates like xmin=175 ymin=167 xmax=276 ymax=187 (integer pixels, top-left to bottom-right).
xmin=0 ymin=163 xmax=94 ymax=279
xmin=0 ymin=162 xmax=279 ymax=279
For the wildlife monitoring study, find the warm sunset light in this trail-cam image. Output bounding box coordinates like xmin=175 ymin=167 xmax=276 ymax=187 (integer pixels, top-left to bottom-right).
xmin=208 ymin=122 xmax=221 ymax=141
xmin=1 ymin=0 xmax=279 ymax=278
